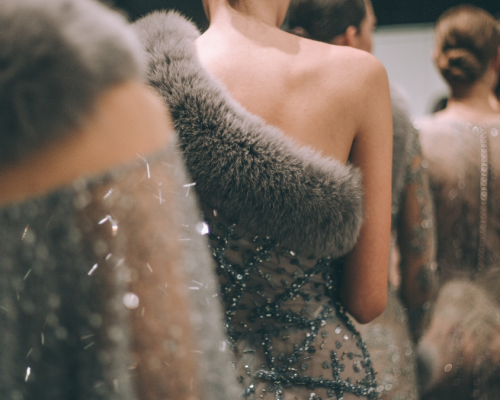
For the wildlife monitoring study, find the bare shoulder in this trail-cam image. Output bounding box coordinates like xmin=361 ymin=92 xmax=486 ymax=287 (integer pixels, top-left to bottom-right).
xmin=416 ymin=115 xmax=457 ymax=137
xmin=415 ymin=115 xmax=459 ymax=168
xmin=327 ymin=44 xmax=385 ymax=78
xmin=293 ymin=37 xmax=388 ymax=101
xmin=328 ymin=45 xmax=388 ymax=99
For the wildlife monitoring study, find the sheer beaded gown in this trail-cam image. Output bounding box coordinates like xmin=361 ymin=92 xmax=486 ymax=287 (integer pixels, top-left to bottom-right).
xmin=416 ymin=117 xmax=500 ymax=399
xmin=0 ymin=140 xmax=238 ymax=400
xmin=0 ymin=0 xmax=238 ymax=398
xmin=136 ymin=11 xmax=380 ymax=400
xmin=204 ymin=208 xmax=377 ymax=400
xmin=418 ymin=118 xmax=500 ymax=279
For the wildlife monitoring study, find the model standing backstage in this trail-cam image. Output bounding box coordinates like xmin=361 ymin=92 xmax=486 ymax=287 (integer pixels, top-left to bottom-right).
xmin=417 ymin=6 xmax=500 ymax=399
xmin=136 ymin=0 xmax=392 ymax=398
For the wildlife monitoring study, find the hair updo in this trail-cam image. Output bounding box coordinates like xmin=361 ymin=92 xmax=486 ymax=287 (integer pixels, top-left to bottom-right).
xmin=287 ymin=0 xmax=366 ymax=43
xmin=434 ymin=5 xmax=500 ymax=87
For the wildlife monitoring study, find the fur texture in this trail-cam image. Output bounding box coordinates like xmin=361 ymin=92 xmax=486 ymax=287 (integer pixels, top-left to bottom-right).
xmin=418 ymin=279 xmax=500 ymax=400
xmin=134 ymin=11 xmax=364 ymax=258
xmin=0 ymin=0 xmax=144 ymax=165
xmin=391 ymin=85 xmax=413 ymax=206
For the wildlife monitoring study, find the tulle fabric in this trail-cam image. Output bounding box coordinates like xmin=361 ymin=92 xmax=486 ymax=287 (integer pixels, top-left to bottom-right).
xmin=0 ymin=140 xmax=238 ymax=400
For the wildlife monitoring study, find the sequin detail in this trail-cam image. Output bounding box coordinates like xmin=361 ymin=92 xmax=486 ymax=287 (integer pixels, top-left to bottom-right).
xmin=477 ymin=122 xmax=488 ymax=271
xmin=417 ymin=119 xmax=500 ymax=399
xmin=205 ymin=212 xmax=378 ymax=399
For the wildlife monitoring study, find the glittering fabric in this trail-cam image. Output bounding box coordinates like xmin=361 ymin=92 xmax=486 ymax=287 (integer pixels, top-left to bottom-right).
xmin=417 ymin=118 xmax=500 ymax=399
xmin=353 ymin=91 xmax=436 ymax=400
xmin=204 ymin=207 xmax=378 ymax=400
xmin=418 ymin=119 xmax=500 ymax=279
xmin=0 ymin=140 xmax=239 ymax=400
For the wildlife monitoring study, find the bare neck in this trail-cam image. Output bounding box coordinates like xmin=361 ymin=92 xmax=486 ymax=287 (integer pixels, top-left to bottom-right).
xmin=443 ymin=69 xmax=500 ymax=121
xmin=205 ymin=0 xmax=287 ymax=29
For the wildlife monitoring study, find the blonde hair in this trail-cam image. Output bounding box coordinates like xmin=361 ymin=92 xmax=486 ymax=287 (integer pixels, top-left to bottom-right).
xmin=434 ymin=5 xmax=500 ymax=87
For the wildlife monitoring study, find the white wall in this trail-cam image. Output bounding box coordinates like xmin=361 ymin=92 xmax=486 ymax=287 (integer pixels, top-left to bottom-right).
xmin=373 ymin=24 xmax=449 ymax=118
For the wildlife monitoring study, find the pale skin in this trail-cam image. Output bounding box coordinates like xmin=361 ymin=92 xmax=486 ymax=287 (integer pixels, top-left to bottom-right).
xmin=333 ymin=1 xmax=435 ymax=311
xmin=197 ymin=0 xmax=392 ymax=323
xmin=0 ymin=81 xmax=173 ymax=206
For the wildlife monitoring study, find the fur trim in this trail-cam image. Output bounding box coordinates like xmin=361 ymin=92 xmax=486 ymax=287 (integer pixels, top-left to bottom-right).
xmin=134 ymin=11 xmax=364 ymax=258
xmin=0 ymin=0 xmax=144 ymax=165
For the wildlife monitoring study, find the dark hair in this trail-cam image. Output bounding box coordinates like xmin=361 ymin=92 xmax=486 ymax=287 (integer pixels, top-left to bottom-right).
xmin=0 ymin=0 xmax=144 ymax=166
xmin=431 ymin=96 xmax=448 ymax=113
xmin=434 ymin=5 xmax=500 ymax=88
xmin=287 ymin=0 xmax=366 ymax=43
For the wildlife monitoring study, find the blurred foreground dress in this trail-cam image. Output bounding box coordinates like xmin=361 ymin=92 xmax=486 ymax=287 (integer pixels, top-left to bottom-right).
xmin=136 ymin=11 xmax=381 ymax=400
xmin=0 ymin=1 xmax=238 ymax=400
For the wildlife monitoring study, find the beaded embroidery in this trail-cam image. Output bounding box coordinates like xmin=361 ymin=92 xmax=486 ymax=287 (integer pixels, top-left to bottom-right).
xmin=477 ymin=122 xmax=488 ymax=272
xmin=417 ymin=118 xmax=500 ymax=399
xmin=205 ymin=211 xmax=378 ymax=400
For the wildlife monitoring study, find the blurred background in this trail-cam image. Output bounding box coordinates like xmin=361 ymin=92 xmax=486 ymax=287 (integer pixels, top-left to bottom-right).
xmin=109 ymin=0 xmax=500 ymax=117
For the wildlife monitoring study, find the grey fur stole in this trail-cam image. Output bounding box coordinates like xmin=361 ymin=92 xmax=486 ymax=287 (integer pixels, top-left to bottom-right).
xmin=134 ymin=11 xmax=364 ymax=259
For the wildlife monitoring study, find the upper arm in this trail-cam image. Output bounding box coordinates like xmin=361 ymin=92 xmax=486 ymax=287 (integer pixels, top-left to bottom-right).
xmin=340 ymin=56 xmax=393 ymax=323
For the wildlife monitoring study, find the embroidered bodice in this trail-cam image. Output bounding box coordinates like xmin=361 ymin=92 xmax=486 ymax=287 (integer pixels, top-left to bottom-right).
xmin=203 ymin=207 xmax=377 ymax=400
xmin=417 ymin=116 xmax=500 ymax=400
xmin=418 ymin=118 xmax=500 ymax=280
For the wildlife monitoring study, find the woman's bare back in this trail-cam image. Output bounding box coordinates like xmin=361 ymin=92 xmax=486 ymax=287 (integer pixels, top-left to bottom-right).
xmin=196 ymin=10 xmax=384 ymax=163
xmin=196 ymin=2 xmax=393 ymax=323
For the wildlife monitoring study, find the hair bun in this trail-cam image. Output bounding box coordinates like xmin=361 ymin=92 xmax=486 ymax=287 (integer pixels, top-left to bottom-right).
xmin=436 ymin=48 xmax=483 ymax=83
xmin=433 ymin=5 xmax=500 ymax=88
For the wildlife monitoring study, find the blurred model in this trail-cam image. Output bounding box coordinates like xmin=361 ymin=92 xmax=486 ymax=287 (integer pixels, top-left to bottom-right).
xmin=136 ymin=0 xmax=393 ymax=398
xmin=417 ymin=5 xmax=500 ymax=399
xmin=288 ymin=1 xmax=436 ymax=398
xmin=0 ymin=1 xmax=237 ymax=399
